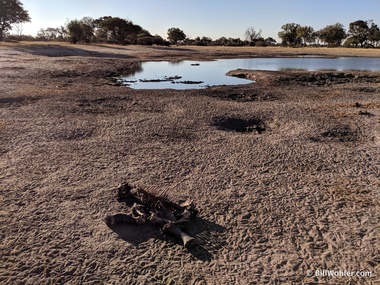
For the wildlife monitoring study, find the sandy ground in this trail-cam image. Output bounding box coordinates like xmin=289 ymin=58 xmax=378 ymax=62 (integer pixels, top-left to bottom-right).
xmin=0 ymin=42 xmax=379 ymax=284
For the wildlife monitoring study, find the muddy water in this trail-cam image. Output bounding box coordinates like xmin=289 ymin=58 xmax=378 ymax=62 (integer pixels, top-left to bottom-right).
xmin=119 ymin=57 xmax=380 ymax=89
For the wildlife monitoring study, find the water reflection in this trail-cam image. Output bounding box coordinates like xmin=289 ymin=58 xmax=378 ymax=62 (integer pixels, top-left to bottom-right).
xmin=122 ymin=62 xmax=143 ymax=77
xmin=168 ymin=60 xmax=183 ymax=66
xmin=118 ymin=57 xmax=380 ymax=90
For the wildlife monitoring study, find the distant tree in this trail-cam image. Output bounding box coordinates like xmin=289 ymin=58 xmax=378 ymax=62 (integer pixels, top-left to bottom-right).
xmin=167 ymin=27 xmax=186 ymax=44
xmin=278 ymin=23 xmax=301 ymax=46
xmin=226 ymin=37 xmax=244 ymax=46
xmin=0 ymin=0 xmax=31 ymax=41
xmin=265 ymin=37 xmax=277 ymax=45
xmin=67 ymin=20 xmax=84 ymax=44
xmin=368 ymin=22 xmax=380 ymax=47
xmin=317 ymin=23 xmax=346 ymax=46
xmin=81 ymin=22 xmax=94 ymax=43
xmin=56 ymin=26 xmax=67 ymax=40
xmin=215 ymin=36 xmax=228 ymax=46
xmin=296 ymin=26 xmax=315 ymax=46
xmin=78 ymin=17 xmax=95 ymax=43
xmin=136 ymin=35 xmax=154 ymax=45
xmin=136 ymin=35 xmax=169 ymax=46
xmin=80 ymin=16 xmax=94 ymax=28
xmin=253 ymin=38 xmax=267 ymax=47
xmin=346 ymin=19 xmax=380 ymax=48
xmin=67 ymin=18 xmax=94 ymax=44
xmin=137 ymin=29 xmax=151 ymax=39
xmin=343 ymin=36 xmax=360 ymax=48
xmin=245 ymin=26 xmax=262 ymax=45
xmin=194 ymin=36 xmax=212 ymax=46
xmin=95 ymin=17 xmax=144 ymax=44
xmin=92 ymin=16 xmax=109 ymax=41
xmin=37 ymin=27 xmax=61 ymax=41
xmin=348 ymin=20 xmax=369 ymax=47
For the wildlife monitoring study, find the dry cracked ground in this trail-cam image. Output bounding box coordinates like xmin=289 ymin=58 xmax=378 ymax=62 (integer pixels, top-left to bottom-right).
xmin=0 ymin=43 xmax=379 ymax=284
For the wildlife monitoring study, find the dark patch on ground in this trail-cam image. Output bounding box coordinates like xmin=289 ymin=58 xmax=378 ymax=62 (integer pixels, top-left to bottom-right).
xmin=0 ymin=97 xmax=40 ymax=108
xmin=311 ymin=124 xmax=361 ymax=143
xmin=199 ymin=86 xmax=277 ymax=102
xmin=213 ymin=116 xmax=266 ymax=134
xmin=14 ymin=44 xmax=135 ymax=59
xmin=74 ymin=96 xmax=132 ymax=114
xmin=46 ymin=126 xmax=95 ymax=141
xmin=1 ymin=66 xmax=26 ymax=70
xmin=152 ymin=127 xmax=196 ymax=142
xmin=48 ymin=69 xmax=85 ymax=78
xmin=229 ymin=73 xmax=249 ymax=79
xmin=276 ymin=72 xmax=380 ymax=86
xmin=150 ymin=46 xmax=200 ymax=53
xmin=358 ymin=110 xmax=375 ymax=116
xmin=353 ymin=87 xmax=380 ymax=93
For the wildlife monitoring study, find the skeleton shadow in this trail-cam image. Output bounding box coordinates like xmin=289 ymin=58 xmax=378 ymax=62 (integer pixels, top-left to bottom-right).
xmin=106 ymin=214 xmax=226 ymax=262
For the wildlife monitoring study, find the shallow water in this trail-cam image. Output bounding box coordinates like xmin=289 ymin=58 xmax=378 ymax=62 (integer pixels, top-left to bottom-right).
xmin=119 ymin=60 xmax=253 ymax=90
xmin=119 ymin=57 xmax=380 ymax=89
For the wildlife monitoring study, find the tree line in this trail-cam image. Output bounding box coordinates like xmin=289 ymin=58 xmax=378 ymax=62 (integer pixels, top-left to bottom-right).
xmin=1 ymin=0 xmax=380 ymax=48
xmin=277 ymin=21 xmax=380 ymax=47
xmin=176 ymin=20 xmax=380 ymax=48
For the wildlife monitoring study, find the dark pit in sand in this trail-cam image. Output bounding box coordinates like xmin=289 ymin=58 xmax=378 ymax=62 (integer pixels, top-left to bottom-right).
xmin=321 ymin=125 xmax=359 ymax=142
xmin=312 ymin=124 xmax=361 ymax=143
xmin=213 ymin=116 xmax=266 ymax=134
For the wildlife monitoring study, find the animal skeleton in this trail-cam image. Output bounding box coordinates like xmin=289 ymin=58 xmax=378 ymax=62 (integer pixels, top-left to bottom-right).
xmin=105 ymin=183 xmax=198 ymax=248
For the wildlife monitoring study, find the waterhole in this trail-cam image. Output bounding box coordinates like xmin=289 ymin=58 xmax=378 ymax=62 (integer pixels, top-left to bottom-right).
xmin=117 ymin=57 xmax=380 ymax=90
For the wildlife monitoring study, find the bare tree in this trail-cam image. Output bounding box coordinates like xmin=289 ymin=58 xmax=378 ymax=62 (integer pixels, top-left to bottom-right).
xmin=245 ymin=26 xmax=262 ymax=43
xmin=13 ymin=22 xmax=23 ymax=40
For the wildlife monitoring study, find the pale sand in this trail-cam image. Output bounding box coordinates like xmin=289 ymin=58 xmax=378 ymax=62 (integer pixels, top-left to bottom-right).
xmin=0 ymin=43 xmax=379 ymax=284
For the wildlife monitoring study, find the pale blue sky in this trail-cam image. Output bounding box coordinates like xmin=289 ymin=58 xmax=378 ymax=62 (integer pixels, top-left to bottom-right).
xmin=19 ymin=0 xmax=380 ymax=41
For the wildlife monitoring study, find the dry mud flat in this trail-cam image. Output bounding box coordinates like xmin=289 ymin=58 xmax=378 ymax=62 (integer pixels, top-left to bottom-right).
xmin=0 ymin=43 xmax=380 ymax=284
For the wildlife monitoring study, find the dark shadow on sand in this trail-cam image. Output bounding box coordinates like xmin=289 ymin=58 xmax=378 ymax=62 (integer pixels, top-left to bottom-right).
xmin=150 ymin=46 xmax=199 ymax=53
xmin=106 ymin=214 xmax=225 ymax=262
xmin=15 ymin=44 xmax=135 ymax=59
xmin=108 ymin=222 xmax=164 ymax=246
xmin=93 ymin=44 xmax=132 ymax=51
xmin=0 ymin=96 xmax=41 ymax=108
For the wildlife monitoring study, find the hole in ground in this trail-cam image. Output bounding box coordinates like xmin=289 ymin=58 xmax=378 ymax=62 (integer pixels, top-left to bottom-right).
xmin=321 ymin=125 xmax=358 ymax=142
xmin=213 ymin=116 xmax=266 ymax=134
xmin=311 ymin=124 xmax=360 ymax=143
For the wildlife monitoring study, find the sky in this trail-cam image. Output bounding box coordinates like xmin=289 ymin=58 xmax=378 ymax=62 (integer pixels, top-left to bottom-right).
xmin=18 ymin=0 xmax=380 ymax=41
